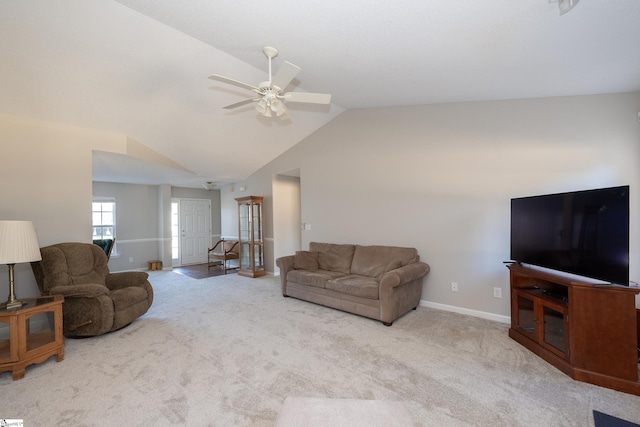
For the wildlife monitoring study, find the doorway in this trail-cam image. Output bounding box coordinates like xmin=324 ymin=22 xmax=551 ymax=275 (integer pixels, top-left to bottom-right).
xmin=174 ymin=199 xmax=211 ymax=266
xmin=272 ymin=173 xmax=302 ymax=273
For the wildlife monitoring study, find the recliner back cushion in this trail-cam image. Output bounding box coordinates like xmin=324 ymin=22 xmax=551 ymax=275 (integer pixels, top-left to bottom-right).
xmin=39 ymin=243 xmax=109 ymax=292
xmin=309 ymin=242 xmax=355 ymax=274
xmin=351 ymin=245 xmax=418 ymax=278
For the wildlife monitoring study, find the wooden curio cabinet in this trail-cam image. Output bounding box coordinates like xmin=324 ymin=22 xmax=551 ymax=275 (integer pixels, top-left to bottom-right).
xmin=236 ymin=196 xmax=265 ymax=278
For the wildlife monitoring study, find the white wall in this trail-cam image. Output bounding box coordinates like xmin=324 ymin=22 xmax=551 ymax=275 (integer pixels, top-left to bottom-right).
xmin=0 ymin=114 xmax=223 ymax=300
xmin=93 ymin=181 xmax=162 ymax=271
xmin=220 ymin=92 xmax=640 ymax=317
xmin=272 ymin=174 xmax=302 ymax=272
xmin=220 ymin=182 xmax=277 ymax=271
xmin=0 ymin=114 xmax=128 ymax=297
xmin=92 ymin=183 xmax=222 ymax=271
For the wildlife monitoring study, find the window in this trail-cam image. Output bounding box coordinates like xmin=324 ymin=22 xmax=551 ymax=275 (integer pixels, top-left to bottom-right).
xmin=92 ymin=199 xmax=116 ymax=240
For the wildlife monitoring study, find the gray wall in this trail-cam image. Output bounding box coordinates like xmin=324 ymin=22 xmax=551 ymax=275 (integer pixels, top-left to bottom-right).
xmin=2 ymin=93 xmax=638 ymax=321
xmin=93 ymin=181 xmax=161 ymax=272
xmin=92 ymin=182 xmax=221 ymax=272
xmin=0 ymin=109 xmax=222 ymax=300
xmin=220 ymin=92 xmax=640 ymax=320
xmin=0 ymin=114 xmax=126 ymax=298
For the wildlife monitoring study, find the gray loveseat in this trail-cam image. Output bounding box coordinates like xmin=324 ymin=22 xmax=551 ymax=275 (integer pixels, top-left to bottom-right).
xmin=276 ymin=242 xmax=430 ymax=326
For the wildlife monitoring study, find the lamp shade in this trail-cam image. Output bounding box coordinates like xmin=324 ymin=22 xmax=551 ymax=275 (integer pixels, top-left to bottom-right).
xmin=0 ymin=220 xmax=42 ymax=264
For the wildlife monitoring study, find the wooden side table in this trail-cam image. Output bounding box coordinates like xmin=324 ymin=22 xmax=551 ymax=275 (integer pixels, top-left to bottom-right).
xmin=0 ymin=295 xmax=64 ymax=380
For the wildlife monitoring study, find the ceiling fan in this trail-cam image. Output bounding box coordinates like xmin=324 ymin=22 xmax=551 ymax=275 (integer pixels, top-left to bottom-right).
xmin=550 ymin=0 xmax=580 ymax=15
xmin=208 ymin=46 xmax=331 ymax=118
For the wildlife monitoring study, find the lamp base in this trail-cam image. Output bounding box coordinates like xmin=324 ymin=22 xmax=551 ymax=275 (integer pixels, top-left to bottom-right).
xmin=0 ymin=299 xmax=25 ymax=311
xmin=1 ymin=263 xmax=25 ymax=310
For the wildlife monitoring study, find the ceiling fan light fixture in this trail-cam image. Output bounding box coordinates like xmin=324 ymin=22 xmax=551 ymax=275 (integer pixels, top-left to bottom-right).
xmin=552 ymin=0 xmax=580 ymax=15
xmin=255 ymin=98 xmax=269 ymax=116
xmin=202 ymin=182 xmax=217 ymax=191
xmin=270 ymin=99 xmax=287 ymax=116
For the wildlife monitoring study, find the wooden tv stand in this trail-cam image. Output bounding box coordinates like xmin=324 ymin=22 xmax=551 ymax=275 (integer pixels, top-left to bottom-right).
xmin=508 ymin=263 xmax=640 ymax=396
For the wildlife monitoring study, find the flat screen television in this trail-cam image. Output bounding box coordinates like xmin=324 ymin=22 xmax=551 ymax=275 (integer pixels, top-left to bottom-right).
xmin=510 ymin=185 xmax=629 ymax=285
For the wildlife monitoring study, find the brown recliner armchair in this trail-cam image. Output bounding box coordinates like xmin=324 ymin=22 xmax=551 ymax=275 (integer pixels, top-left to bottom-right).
xmin=31 ymin=242 xmax=153 ymax=338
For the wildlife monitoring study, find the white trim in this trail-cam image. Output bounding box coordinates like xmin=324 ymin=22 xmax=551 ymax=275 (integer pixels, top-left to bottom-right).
xmin=104 ymin=238 xmax=169 ymax=259
xmin=420 ymin=299 xmax=511 ymax=324
xmin=92 ymin=196 xmax=115 ymax=203
xmin=114 ymin=238 xmax=171 ymax=244
xmin=221 ymin=236 xmax=272 ymax=242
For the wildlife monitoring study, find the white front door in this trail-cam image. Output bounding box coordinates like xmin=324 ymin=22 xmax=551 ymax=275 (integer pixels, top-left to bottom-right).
xmin=180 ymin=199 xmax=211 ymax=265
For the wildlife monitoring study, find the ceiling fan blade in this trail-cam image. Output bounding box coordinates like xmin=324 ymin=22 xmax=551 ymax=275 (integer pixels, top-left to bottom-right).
xmin=272 ymin=61 xmax=300 ymax=90
xmin=283 ymin=92 xmax=332 ymax=104
xmin=208 ymin=74 xmax=258 ymax=92
xmin=223 ymin=98 xmax=259 ymax=109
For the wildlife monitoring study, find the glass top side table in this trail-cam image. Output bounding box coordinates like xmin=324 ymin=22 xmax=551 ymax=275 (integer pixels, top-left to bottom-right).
xmin=0 ymin=295 xmax=65 ymax=380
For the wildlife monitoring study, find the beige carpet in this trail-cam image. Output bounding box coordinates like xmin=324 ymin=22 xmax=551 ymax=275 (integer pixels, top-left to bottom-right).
xmin=275 ymin=397 xmax=414 ymax=426
xmin=1 ymin=271 xmax=639 ymax=426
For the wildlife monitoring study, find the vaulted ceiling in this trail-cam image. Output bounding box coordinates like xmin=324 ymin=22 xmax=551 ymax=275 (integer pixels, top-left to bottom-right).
xmin=1 ymin=1 xmax=639 ymax=188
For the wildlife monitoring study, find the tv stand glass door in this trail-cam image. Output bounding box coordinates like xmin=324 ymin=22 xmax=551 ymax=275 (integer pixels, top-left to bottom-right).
xmin=514 ymin=289 xmax=568 ymax=359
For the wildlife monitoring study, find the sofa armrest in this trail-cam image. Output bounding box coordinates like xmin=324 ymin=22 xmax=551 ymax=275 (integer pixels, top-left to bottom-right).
xmin=276 ymin=255 xmax=295 ymax=295
xmin=106 ymin=271 xmax=150 ymax=290
xmin=379 ymin=262 xmax=430 ymax=325
xmin=49 ymin=284 xmax=110 ymax=298
xmin=380 ymin=262 xmax=430 ymax=289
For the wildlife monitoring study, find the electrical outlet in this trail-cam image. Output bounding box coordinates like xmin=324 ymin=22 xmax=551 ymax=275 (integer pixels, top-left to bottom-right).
xmin=493 ymin=287 xmax=502 ymax=298
xmin=129 ymin=257 xmax=134 ymax=263
xmin=451 ymin=282 xmax=459 ymax=292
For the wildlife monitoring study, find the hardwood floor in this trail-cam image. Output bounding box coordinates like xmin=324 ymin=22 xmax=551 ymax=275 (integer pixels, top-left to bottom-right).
xmin=172 ymin=263 xmax=236 ymax=280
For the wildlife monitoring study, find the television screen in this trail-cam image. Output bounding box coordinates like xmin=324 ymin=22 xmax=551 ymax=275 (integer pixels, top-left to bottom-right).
xmin=510 ymin=186 xmax=629 ymax=285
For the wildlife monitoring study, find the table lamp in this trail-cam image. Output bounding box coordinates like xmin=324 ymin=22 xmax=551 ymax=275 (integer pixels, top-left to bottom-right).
xmin=0 ymin=220 xmax=42 ymax=310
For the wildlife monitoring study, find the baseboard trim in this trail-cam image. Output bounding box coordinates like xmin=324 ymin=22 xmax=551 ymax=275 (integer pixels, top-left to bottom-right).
xmin=420 ymin=300 xmax=511 ymax=324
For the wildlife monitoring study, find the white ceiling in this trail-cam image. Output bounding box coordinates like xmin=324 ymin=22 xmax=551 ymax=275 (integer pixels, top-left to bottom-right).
xmin=1 ymin=0 xmax=639 ymax=188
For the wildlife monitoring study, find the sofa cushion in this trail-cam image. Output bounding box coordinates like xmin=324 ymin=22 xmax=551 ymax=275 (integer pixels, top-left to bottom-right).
xmin=287 ymin=269 xmax=345 ymax=289
xmin=293 ymin=251 xmax=318 ymax=270
xmin=326 ymin=275 xmax=379 ymax=299
xmin=351 ymin=245 xmax=418 ymax=278
xmin=309 ymin=242 xmax=355 ymax=274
